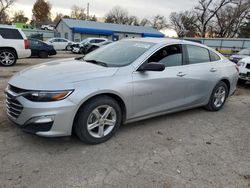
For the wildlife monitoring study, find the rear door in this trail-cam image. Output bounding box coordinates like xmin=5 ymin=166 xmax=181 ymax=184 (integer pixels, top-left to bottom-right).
xmin=183 ymin=44 xmax=222 ymax=105
xmin=60 ymin=39 xmax=69 ymax=49
xmin=51 ymin=39 xmax=60 ymax=50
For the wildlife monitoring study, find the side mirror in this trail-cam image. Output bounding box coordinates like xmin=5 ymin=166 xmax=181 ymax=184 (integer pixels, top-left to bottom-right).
xmin=138 ymin=63 xmax=165 ymax=72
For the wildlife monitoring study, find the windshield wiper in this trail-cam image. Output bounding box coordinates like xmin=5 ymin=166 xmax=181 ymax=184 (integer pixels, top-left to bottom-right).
xmin=84 ymin=59 xmax=108 ymax=67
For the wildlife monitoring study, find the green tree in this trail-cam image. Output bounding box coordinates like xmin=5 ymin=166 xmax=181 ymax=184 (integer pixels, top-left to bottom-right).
xmin=32 ymin=0 xmax=51 ymax=27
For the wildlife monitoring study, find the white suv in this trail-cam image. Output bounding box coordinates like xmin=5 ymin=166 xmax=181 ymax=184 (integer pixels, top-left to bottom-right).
xmin=0 ymin=25 xmax=31 ymax=66
xmin=237 ymin=57 xmax=250 ymax=84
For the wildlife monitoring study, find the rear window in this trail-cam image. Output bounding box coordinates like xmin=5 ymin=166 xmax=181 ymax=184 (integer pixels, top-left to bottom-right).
xmin=0 ymin=28 xmax=23 ymax=40
xmin=186 ymin=45 xmax=210 ymax=64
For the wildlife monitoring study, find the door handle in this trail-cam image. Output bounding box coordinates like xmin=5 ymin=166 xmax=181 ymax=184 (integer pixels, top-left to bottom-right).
xmin=177 ymin=72 xmax=186 ymax=77
xmin=210 ymin=68 xmax=217 ymax=72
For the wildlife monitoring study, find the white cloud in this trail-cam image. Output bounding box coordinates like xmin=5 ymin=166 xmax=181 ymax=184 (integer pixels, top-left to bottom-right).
xmin=13 ymin=0 xmax=196 ymax=20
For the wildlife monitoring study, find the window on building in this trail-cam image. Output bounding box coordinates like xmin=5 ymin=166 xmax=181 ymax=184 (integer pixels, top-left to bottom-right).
xmin=65 ymin=33 xmax=68 ymax=39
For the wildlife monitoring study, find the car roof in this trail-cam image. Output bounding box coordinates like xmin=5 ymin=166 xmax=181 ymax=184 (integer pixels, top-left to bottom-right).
xmin=0 ymin=24 xmax=18 ymax=29
xmin=124 ymin=37 xmax=211 ymax=49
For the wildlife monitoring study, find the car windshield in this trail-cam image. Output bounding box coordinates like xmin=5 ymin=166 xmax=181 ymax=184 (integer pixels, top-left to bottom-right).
xmin=238 ymin=49 xmax=250 ymax=55
xmin=83 ymin=40 xmax=155 ymax=67
xmin=80 ymin=39 xmax=88 ymax=44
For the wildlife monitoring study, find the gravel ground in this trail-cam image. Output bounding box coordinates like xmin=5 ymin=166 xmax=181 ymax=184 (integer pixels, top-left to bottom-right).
xmin=0 ymin=52 xmax=250 ymax=188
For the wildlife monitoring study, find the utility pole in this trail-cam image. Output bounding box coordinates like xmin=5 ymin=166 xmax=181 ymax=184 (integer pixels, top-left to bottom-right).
xmin=87 ymin=2 xmax=89 ymax=20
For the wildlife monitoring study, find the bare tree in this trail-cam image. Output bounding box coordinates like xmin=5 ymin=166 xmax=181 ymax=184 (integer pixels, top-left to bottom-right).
xmin=104 ymin=6 xmax=129 ymax=24
xmin=53 ymin=13 xmax=70 ymax=24
xmin=127 ymin=16 xmax=140 ymax=26
xmin=0 ymin=0 xmax=15 ymax=23
xmin=12 ymin=11 xmax=29 ymax=23
xmin=140 ymin=18 xmax=151 ymax=27
xmin=71 ymin=5 xmax=87 ymax=20
xmin=104 ymin=6 xmax=140 ymax=26
xmin=194 ymin=0 xmax=235 ymax=37
xmin=151 ymin=15 xmax=168 ymax=30
xmin=170 ymin=11 xmax=197 ymax=37
xmin=139 ymin=15 xmax=168 ymax=30
xmin=214 ymin=0 xmax=250 ymax=37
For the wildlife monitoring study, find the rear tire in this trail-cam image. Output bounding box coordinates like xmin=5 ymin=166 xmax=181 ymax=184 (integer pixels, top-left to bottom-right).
xmin=0 ymin=49 xmax=17 ymax=66
xmin=74 ymin=96 xmax=122 ymax=144
xmin=66 ymin=45 xmax=72 ymax=51
xmin=39 ymin=51 xmax=48 ymax=58
xmin=205 ymin=81 xmax=228 ymax=111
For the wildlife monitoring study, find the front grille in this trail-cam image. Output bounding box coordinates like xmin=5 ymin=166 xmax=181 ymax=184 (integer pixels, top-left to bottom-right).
xmin=246 ymin=64 xmax=250 ymax=69
xmin=5 ymin=93 xmax=23 ymax=119
xmin=9 ymin=85 xmax=29 ymax=94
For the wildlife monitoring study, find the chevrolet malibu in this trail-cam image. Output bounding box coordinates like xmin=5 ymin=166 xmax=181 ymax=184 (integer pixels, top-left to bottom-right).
xmin=5 ymin=38 xmax=238 ymax=144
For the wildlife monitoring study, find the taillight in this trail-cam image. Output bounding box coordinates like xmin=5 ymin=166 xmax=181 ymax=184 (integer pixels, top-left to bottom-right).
xmin=24 ymin=39 xmax=29 ymax=49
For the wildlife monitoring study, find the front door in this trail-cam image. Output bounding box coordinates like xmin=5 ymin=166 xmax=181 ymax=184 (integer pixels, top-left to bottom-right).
xmin=131 ymin=44 xmax=191 ymax=119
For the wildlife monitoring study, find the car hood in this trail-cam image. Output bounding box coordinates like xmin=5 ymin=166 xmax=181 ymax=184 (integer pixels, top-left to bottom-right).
xmin=9 ymin=58 xmax=118 ymax=90
xmin=230 ymin=54 xmax=248 ymax=59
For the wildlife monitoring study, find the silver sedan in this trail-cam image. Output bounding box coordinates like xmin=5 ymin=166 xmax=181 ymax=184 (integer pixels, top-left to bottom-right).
xmin=5 ymin=38 xmax=238 ymax=144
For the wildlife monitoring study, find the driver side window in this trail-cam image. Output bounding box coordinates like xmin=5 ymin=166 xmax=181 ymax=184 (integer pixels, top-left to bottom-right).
xmin=147 ymin=44 xmax=183 ymax=67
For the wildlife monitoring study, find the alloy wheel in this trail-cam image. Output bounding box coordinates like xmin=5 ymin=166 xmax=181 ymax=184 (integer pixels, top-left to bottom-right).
xmin=213 ymin=86 xmax=226 ymax=108
xmin=87 ymin=105 xmax=117 ymax=138
xmin=0 ymin=51 xmax=15 ymax=66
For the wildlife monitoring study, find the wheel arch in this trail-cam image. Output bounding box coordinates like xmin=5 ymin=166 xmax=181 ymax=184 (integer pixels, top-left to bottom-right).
xmin=72 ymin=92 xmax=127 ymax=133
xmin=220 ymin=78 xmax=230 ymax=97
xmin=0 ymin=47 xmax=18 ymax=58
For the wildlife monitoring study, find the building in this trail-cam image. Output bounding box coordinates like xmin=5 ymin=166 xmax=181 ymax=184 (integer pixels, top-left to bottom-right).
xmin=56 ymin=18 xmax=165 ymax=42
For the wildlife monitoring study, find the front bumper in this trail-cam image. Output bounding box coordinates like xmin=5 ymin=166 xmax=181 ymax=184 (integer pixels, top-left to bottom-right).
xmin=72 ymin=47 xmax=80 ymax=53
xmin=5 ymin=89 xmax=77 ymax=137
xmin=239 ymin=73 xmax=250 ymax=81
xmin=49 ymin=49 xmax=57 ymax=56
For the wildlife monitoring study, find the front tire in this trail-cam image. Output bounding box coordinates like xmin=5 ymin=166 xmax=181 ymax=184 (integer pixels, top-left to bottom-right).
xmin=66 ymin=45 xmax=72 ymax=51
xmin=74 ymin=96 xmax=122 ymax=144
xmin=205 ymin=81 xmax=228 ymax=111
xmin=0 ymin=49 xmax=17 ymax=66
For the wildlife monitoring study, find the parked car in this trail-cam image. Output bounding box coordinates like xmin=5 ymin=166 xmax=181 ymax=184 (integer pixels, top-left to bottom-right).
xmin=5 ymin=38 xmax=238 ymax=144
xmin=237 ymin=57 xmax=250 ymax=84
xmin=71 ymin=38 xmax=108 ymax=54
xmin=41 ymin=25 xmax=55 ymax=31
xmin=28 ymin=38 xmax=57 ymax=58
xmin=0 ymin=25 xmax=31 ymax=66
xmin=46 ymin=38 xmax=75 ymax=51
xmin=229 ymin=48 xmax=250 ymax=63
xmin=83 ymin=41 xmax=113 ymax=54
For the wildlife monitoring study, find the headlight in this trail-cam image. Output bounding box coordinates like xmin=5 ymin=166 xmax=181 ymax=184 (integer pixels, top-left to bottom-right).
xmin=23 ymin=90 xmax=74 ymax=102
xmin=237 ymin=61 xmax=245 ymax=67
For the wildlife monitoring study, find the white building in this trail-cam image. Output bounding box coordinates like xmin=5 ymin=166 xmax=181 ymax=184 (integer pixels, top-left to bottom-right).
xmin=56 ymin=18 xmax=165 ymax=42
